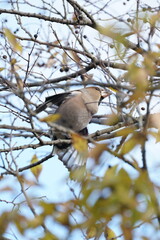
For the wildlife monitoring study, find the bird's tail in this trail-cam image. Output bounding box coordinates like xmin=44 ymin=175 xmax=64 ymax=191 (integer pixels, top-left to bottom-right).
xmin=54 ymin=145 xmax=87 ymax=171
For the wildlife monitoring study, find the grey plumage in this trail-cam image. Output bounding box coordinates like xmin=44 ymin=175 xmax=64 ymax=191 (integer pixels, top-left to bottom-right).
xmin=36 ymin=87 xmax=111 ymax=170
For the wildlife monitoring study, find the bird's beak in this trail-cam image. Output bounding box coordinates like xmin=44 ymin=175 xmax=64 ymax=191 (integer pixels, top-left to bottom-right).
xmin=101 ymin=89 xmax=112 ymax=99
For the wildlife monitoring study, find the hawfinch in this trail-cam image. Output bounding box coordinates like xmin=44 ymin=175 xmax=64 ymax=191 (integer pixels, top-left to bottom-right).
xmin=36 ymin=87 xmax=111 ymax=169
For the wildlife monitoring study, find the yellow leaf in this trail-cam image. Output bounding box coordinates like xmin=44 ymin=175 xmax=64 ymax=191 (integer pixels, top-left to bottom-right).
xmin=105 ymin=227 xmax=117 ymax=240
xmin=128 ymin=65 xmax=148 ymax=91
xmin=86 ymin=225 xmax=97 ymax=238
xmin=149 ymin=130 xmax=160 ymax=143
xmin=107 ymin=87 xmax=118 ymax=93
xmin=70 ymin=166 xmax=87 ymax=182
xmin=55 ymin=211 xmax=69 ymax=226
xmin=90 ymin=143 xmax=107 ymax=162
xmin=4 ymin=28 xmax=23 ymax=53
xmin=149 ymin=12 xmax=160 ymax=26
xmin=30 ymin=154 xmax=42 ymax=180
xmin=115 ymin=126 xmax=137 ymax=137
xmin=121 ymin=224 xmax=132 ymax=240
xmin=156 ymin=130 xmax=160 ymax=143
xmin=27 ymin=215 xmax=43 ymax=228
xmin=71 ymin=133 xmax=88 ymax=155
xmin=0 ymin=67 xmax=5 ymax=72
xmin=120 ymin=137 xmax=137 ymax=155
xmin=40 ymin=201 xmax=55 ymax=215
xmin=96 ymin=24 xmax=124 ymax=42
xmin=10 ymin=58 xmax=17 ymax=65
xmin=86 ymin=223 xmax=102 ymax=239
xmin=39 ymin=113 xmax=61 ymax=123
xmin=120 ymin=133 xmax=145 ymax=155
xmin=39 ymin=232 xmax=58 ymax=240
xmin=143 ymin=53 xmax=156 ymax=76
xmin=105 ymin=113 xmax=119 ymax=126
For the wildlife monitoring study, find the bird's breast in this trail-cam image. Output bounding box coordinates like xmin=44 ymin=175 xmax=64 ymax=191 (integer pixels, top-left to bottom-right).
xmin=56 ymin=102 xmax=92 ymax=132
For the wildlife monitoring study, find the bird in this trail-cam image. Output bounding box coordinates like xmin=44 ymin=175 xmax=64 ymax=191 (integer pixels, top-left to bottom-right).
xmin=36 ymin=86 xmax=111 ymax=170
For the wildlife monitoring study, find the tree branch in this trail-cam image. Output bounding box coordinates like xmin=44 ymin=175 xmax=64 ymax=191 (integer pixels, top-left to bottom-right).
xmin=0 ymin=8 xmax=92 ymax=26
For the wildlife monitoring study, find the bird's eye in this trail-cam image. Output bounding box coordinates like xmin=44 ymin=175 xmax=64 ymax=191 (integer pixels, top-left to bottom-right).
xmin=95 ymin=87 xmax=101 ymax=92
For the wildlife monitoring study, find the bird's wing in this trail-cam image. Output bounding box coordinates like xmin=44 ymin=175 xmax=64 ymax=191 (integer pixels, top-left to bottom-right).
xmin=35 ymin=90 xmax=81 ymax=113
xmin=45 ymin=92 xmax=70 ymax=106
xmin=35 ymin=92 xmax=70 ymax=113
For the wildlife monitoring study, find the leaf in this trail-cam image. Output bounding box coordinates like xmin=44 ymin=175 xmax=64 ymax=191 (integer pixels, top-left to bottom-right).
xmin=39 ymin=232 xmax=58 ymax=240
xmin=0 ymin=186 xmax=13 ymax=192
xmin=0 ymin=67 xmax=5 ymax=72
xmin=155 ymin=130 xmax=160 ymax=143
xmin=55 ymin=211 xmax=69 ymax=226
xmin=96 ymin=24 xmax=125 ymax=43
xmin=125 ymin=64 xmax=149 ymax=104
xmin=0 ymin=212 xmax=12 ymax=235
xmin=104 ymin=227 xmax=117 ymax=240
xmin=120 ymin=136 xmax=137 ymax=155
xmin=39 ymin=113 xmax=61 ymax=123
xmin=86 ymin=225 xmax=97 ymax=238
xmin=121 ymin=224 xmax=132 ymax=240
xmin=10 ymin=58 xmax=17 ymax=65
xmin=149 ymin=130 xmax=160 ymax=143
xmin=70 ymin=51 xmax=81 ymax=66
xmin=143 ymin=53 xmax=156 ymax=76
xmin=147 ymin=113 xmax=160 ymax=129
xmin=40 ymin=201 xmax=55 ymax=216
xmin=90 ymin=143 xmax=107 ymax=162
xmin=86 ymin=223 xmax=102 ymax=239
xmin=149 ymin=12 xmax=160 ymax=27
xmin=46 ymin=52 xmax=59 ymax=68
xmin=115 ymin=126 xmax=137 ymax=137
xmin=62 ymin=52 xmax=68 ymax=65
xmin=30 ymin=154 xmax=42 ymax=180
xmin=4 ymin=28 xmax=23 ymax=53
xmin=120 ymin=133 xmax=145 ymax=155
xmin=71 ymin=133 xmax=88 ymax=157
xmin=70 ymin=166 xmax=87 ymax=182
xmin=105 ymin=113 xmax=120 ymax=126
xmin=27 ymin=215 xmax=43 ymax=228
